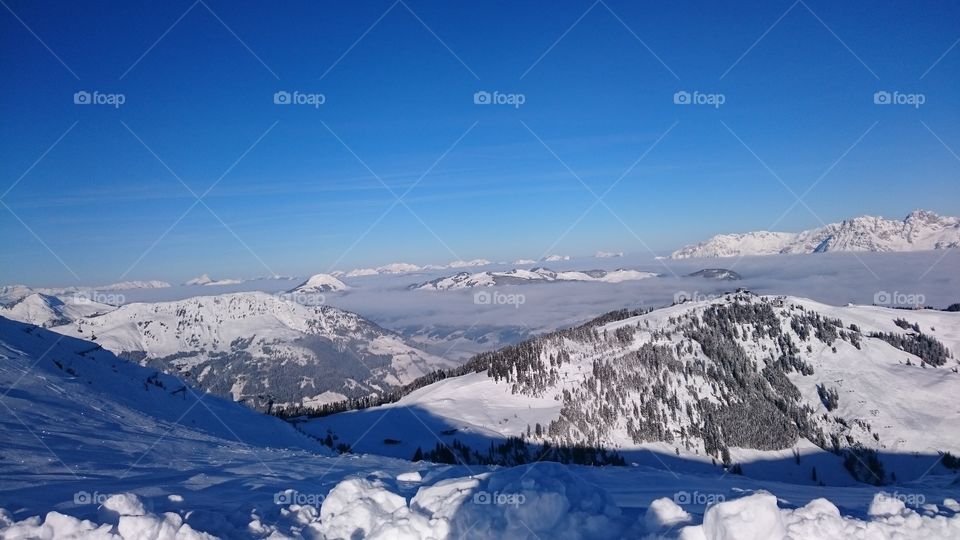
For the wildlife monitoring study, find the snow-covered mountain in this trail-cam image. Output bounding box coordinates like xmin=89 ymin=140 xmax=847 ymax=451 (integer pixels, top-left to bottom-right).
xmin=345 ymin=262 xmax=423 ymax=277
xmin=51 ymin=291 xmax=454 ymax=410
xmin=96 ymin=280 xmax=171 ymax=290
xmin=542 ymin=254 xmax=571 ymax=262
xmin=414 ymin=267 xmax=659 ymax=290
xmin=0 ymin=292 xmax=117 ymax=327
xmin=183 ymin=274 xmax=244 ymax=286
xmin=595 ymin=251 xmax=623 ymax=258
xmin=672 ymin=210 xmax=960 ymax=258
xmin=287 ymin=273 xmax=348 ymax=293
xmin=446 ymin=258 xmax=492 ymax=268
xmin=304 ymin=293 xmax=960 ymax=484
xmin=3 ymin=312 xmax=960 ymax=539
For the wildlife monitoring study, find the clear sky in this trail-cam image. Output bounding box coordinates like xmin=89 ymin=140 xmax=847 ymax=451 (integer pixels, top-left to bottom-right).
xmin=1 ymin=0 xmax=958 ymax=286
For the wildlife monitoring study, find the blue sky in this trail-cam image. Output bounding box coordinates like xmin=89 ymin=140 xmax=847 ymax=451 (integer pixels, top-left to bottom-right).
xmin=1 ymin=0 xmax=958 ymax=286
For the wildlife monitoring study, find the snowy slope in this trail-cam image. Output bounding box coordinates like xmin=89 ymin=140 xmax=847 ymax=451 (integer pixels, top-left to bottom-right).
xmin=0 ymin=293 xmax=116 ymax=328
xmin=2 ymin=316 xmax=960 ymax=539
xmin=50 ymin=292 xmax=453 ymax=410
xmin=672 ymin=210 xmax=960 ymax=258
xmin=304 ymin=294 xmax=960 ymax=483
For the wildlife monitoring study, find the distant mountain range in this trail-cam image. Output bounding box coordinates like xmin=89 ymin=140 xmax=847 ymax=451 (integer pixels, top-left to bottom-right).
xmin=413 ymin=267 xmax=659 ymax=290
xmin=672 ymin=210 xmax=960 ymax=259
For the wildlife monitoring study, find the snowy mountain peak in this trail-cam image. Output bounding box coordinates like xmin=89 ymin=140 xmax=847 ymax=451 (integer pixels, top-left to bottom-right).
xmin=183 ymin=273 xmax=213 ymax=286
xmin=672 ymin=210 xmax=960 ymax=258
xmin=289 ymin=273 xmax=349 ymax=293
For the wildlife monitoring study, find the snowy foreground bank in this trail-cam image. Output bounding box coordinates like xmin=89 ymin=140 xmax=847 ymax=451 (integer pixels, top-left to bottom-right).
xmin=3 ymin=460 xmax=959 ymax=539
xmin=2 ymin=315 xmax=959 ymax=539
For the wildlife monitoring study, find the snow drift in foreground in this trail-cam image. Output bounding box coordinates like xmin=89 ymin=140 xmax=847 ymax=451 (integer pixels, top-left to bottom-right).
xmin=3 ymin=464 xmax=959 ymax=539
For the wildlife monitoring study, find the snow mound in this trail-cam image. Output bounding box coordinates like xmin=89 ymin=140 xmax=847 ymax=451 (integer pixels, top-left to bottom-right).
xmin=701 ymin=491 xmax=785 ymax=540
xmin=676 ymin=491 xmax=960 ymax=540
xmin=0 ymin=494 xmax=215 ymax=539
xmin=645 ymin=497 xmax=692 ymax=532
xmin=396 ymin=471 xmax=423 ymax=482
xmin=318 ymin=478 xmax=432 ymax=539
xmin=312 ymin=462 xmax=628 ymax=539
